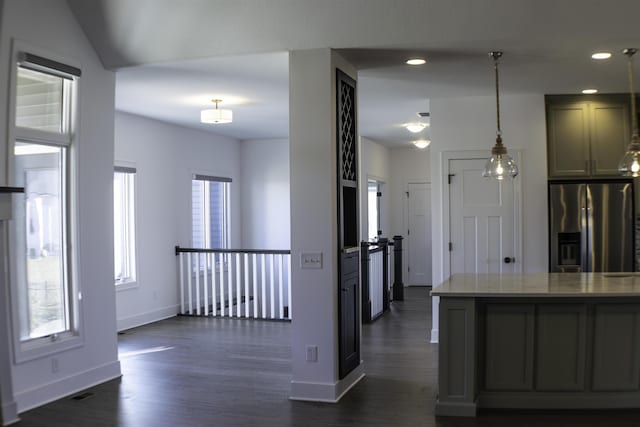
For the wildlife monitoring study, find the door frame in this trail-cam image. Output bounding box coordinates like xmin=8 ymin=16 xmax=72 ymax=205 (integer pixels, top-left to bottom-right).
xmin=441 ymin=150 xmax=523 ymax=280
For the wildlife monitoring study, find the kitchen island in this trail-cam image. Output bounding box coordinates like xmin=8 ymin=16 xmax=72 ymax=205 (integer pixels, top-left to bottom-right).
xmin=431 ymin=273 xmax=640 ymax=416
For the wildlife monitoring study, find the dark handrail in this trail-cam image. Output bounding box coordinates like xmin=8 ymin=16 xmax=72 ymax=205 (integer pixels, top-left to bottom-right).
xmin=0 ymin=186 xmax=24 ymax=193
xmin=175 ymin=246 xmax=291 ymax=256
xmin=368 ymin=245 xmax=385 ymax=254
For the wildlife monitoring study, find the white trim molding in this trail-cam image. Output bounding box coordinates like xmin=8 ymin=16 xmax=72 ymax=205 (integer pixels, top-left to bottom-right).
xmin=14 ymin=361 xmax=121 ymax=413
xmin=117 ymin=304 xmax=178 ymax=332
xmin=289 ymin=363 xmax=365 ymax=403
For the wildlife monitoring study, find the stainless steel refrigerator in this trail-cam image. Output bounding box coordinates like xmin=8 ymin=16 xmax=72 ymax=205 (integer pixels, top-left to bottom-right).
xmin=549 ymin=181 xmax=634 ymax=272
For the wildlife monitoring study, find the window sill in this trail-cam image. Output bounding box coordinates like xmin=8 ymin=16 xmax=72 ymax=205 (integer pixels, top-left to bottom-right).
xmin=115 ymin=280 xmax=138 ymax=291
xmin=15 ymin=331 xmax=83 ymax=364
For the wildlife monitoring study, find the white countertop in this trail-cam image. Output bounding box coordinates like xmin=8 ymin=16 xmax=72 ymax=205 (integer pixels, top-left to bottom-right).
xmin=431 ymin=273 xmax=640 ymax=297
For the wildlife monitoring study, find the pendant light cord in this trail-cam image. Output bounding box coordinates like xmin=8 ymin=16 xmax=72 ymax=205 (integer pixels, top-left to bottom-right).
xmin=494 ymin=56 xmax=501 ymax=138
xmin=628 ymin=51 xmax=639 ymax=137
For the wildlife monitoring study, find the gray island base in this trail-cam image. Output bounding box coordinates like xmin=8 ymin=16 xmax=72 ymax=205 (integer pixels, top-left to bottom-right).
xmin=431 ymin=273 xmax=640 ymax=417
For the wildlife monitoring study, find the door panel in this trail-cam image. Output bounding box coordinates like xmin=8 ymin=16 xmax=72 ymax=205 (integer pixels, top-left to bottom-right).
xmin=590 ymin=101 xmax=630 ymax=175
xmin=546 ymin=103 xmax=590 ymax=177
xmin=449 ymin=158 xmax=518 ymax=275
xmin=339 ymin=252 xmax=360 ymax=378
xmin=408 ymin=182 xmax=432 ymax=285
xmin=484 ymin=304 xmax=534 ymax=391
xmin=592 ymin=304 xmax=640 ymax=391
xmin=535 ymin=304 xmax=587 ymax=391
xmin=587 ymin=183 xmax=633 ymax=272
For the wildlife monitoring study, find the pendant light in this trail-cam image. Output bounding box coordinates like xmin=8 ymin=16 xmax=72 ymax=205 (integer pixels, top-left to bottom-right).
xmin=482 ymin=51 xmax=518 ymax=180
xmin=200 ymin=99 xmax=233 ymax=124
xmin=618 ymin=48 xmax=640 ymax=177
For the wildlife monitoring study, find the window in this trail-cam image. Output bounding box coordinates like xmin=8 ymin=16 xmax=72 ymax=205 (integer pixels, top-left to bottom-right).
xmin=114 ymin=167 xmax=136 ymax=285
xmin=191 ymin=175 xmax=230 ymax=249
xmin=368 ymin=180 xmax=382 ymax=241
xmin=11 ymin=51 xmax=80 ymax=356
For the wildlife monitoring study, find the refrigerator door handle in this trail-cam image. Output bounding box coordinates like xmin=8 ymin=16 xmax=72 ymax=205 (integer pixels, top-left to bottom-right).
xmin=580 ymin=186 xmax=589 ymax=272
xmin=585 ymin=185 xmax=594 ymax=272
xmin=580 ymin=206 xmax=588 ymax=272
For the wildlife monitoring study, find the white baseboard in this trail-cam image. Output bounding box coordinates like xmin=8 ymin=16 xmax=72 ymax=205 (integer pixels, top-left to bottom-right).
xmin=289 ymin=363 xmax=365 ymax=403
xmin=117 ymin=304 xmax=179 ymax=332
xmin=1 ymin=400 xmax=19 ymax=425
xmin=15 ymin=360 xmax=121 ymax=413
xmin=430 ymin=328 xmax=439 ymax=343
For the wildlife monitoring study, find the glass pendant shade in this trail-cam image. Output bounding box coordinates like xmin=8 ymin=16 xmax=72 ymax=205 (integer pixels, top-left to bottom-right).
xmin=482 ymin=136 xmax=518 ymax=180
xmin=618 ymin=135 xmax=640 ymax=177
xmin=618 ymin=48 xmax=640 ymax=176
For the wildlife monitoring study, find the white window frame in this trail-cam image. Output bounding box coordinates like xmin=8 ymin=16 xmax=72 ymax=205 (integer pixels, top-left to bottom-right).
xmin=7 ymin=41 xmax=83 ymax=362
xmin=114 ymin=164 xmax=138 ymax=290
xmin=191 ymin=174 xmax=231 ymax=251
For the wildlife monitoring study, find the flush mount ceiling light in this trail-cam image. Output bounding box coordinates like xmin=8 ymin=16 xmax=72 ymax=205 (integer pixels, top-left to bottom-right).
xmin=618 ymin=48 xmax=640 ymax=177
xmin=413 ymin=139 xmax=430 ymax=149
xmin=592 ymin=52 xmax=612 ymax=60
xmin=405 ymin=123 xmax=428 ymax=133
xmin=582 ymin=89 xmax=598 ymax=94
xmin=200 ymin=99 xmax=233 ymax=124
xmin=482 ymin=51 xmax=518 ymax=180
xmin=406 ymin=58 xmax=426 ymax=65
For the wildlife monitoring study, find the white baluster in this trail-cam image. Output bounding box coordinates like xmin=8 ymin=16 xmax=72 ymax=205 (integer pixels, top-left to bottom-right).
xmin=252 ymin=254 xmax=258 ymax=318
xmin=244 ymin=253 xmax=250 ymax=318
xmin=179 ymin=252 xmax=185 ymax=314
xmin=261 ymin=253 xmax=266 ymax=319
xmin=219 ymin=253 xmax=225 ymax=317
xmin=211 ymin=253 xmax=217 ymax=316
xmin=228 ymin=254 xmax=234 ymax=317
xmin=187 ymin=253 xmax=193 ymax=315
xmin=269 ymin=254 xmax=275 ymax=319
xmin=236 ymin=253 xmax=241 ymax=317
xmin=195 ymin=253 xmax=201 ymax=315
xmin=278 ymin=254 xmax=284 ymax=319
xmin=203 ymin=253 xmax=209 ymax=316
xmin=287 ymin=254 xmax=292 ymax=319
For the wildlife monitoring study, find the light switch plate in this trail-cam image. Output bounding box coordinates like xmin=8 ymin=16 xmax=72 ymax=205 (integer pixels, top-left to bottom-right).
xmin=300 ymin=252 xmax=322 ymax=269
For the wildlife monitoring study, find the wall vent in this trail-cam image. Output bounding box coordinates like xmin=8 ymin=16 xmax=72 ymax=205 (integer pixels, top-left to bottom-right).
xmin=416 ymin=112 xmax=430 ymax=118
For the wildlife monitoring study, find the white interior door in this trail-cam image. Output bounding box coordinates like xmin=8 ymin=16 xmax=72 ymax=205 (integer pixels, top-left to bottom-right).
xmin=449 ymin=158 xmax=520 ymax=274
xmin=407 ymin=182 xmax=432 ymax=285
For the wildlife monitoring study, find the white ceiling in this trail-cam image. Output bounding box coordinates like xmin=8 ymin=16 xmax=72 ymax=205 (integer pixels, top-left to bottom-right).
xmin=69 ymin=0 xmax=640 ymax=147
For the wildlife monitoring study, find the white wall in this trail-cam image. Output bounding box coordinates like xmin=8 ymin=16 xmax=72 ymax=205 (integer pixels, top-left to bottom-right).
xmin=359 ymin=137 xmax=390 ymax=241
xmin=429 ymin=94 xmax=548 ymax=342
xmin=430 ymin=94 xmax=548 ymax=284
xmin=240 ymin=139 xmax=290 ymax=250
xmin=0 ymin=0 xmax=120 ymax=416
xmin=114 ymin=112 xmax=242 ymax=331
xmin=389 ymin=146 xmax=431 ymax=283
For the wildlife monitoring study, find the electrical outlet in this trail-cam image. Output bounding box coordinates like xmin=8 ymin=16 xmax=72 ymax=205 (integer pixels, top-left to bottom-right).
xmin=300 ymin=252 xmax=322 ymax=269
xmin=51 ymin=357 xmax=59 ymax=373
xmin=306 ymin=345 xmax=318 ymax=362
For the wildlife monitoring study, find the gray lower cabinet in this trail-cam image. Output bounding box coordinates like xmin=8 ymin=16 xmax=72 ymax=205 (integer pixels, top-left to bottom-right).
xmin=592 ymin=304 xmax=640 ymax=391
xmin=535 ymin=304 xmax=587 ymax=391
xmin=483 ymin=304 xmax=534 ymax=391
xmin=437 ymin=298 xmax=640 ymax=416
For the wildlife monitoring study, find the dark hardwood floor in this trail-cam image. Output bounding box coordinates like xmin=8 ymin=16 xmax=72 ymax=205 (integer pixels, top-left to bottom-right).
xmin=16 ymin=287 xmax=640 ymax=426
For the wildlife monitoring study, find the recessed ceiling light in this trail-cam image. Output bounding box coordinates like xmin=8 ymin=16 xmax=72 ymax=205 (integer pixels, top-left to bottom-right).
xmin=592 ymin=52 xmax=612 ymax=60
xmin=413 ymin=140 xmax=431 ymax=149
xmin=406 ymin=58 xmax=426 ymax=65
xmin=405 ymin=123 xmax=427 ymax=133
xmin=582 ymin=89 xmax=598 ymax=94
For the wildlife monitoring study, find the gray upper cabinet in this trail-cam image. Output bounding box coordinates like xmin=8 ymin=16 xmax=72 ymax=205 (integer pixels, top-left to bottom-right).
xmin=546 ymin=95 xmax=630 ymax=178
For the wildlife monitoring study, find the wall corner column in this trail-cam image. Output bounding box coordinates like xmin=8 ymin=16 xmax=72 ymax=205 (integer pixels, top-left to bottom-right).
xmin=288 ymin=48 xmax=364 ymax=402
